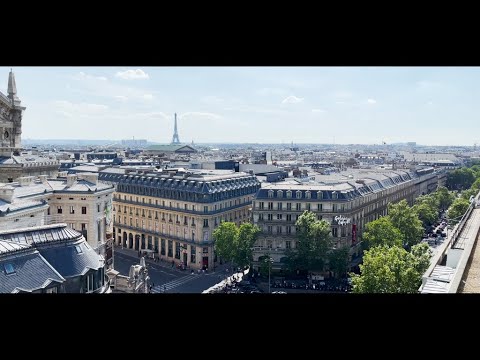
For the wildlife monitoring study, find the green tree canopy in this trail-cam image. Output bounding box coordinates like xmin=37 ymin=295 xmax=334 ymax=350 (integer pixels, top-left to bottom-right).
xmin=433 ymin=186 xmax=456 ymax=211
xmin=447 ymin=197 xmax=470 ymax=223
xmin=350 ymin=243 xmax=432 ymax=293
xmin=212 ymin=222 xmax=239 ymax=265
xmin=212 ymin=222 xmax=261 ymax=268
xmin=446 ymin=168 xmax=476 ymax=191
xmin=286 ymin=211 xmax=332 ymax=272
xmin=235 ymin=223 xmax=261 ymax=268
xmin=363 ymin=216 xmax=403 ymax=248
xmin=328 ymin=246 xmax=350 ymax=278
xmin=388 ymin=200 xmax=424 ymax=248
xmin=413 ymin=195 xmax=439 ymax=227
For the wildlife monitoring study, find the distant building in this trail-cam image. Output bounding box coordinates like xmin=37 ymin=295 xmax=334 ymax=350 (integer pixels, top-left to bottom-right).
xmin=143 ymin=144 xmax=197 ymax=157
xmin=0 ymin=223 xmax=109 ymax=293
xmin=121 ymin=139 xmax=147 ymax=147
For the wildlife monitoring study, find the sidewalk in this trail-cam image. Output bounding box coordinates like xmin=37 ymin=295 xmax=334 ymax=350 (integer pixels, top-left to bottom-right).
xmin=113 ymin=244 xmax=229 ymax=276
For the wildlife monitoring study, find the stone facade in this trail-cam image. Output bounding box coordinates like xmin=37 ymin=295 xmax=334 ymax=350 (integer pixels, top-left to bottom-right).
xmin=113 ymin=169 xmax=260 ymax=270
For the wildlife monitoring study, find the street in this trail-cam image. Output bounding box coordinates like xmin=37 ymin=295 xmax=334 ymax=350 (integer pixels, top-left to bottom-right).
xmin=112 ymin=245 xmax=230 ymax=293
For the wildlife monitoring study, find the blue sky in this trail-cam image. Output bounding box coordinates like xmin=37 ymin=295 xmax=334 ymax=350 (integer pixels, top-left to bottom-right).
xmin=1 ymin=66 xmax=479 ymax=146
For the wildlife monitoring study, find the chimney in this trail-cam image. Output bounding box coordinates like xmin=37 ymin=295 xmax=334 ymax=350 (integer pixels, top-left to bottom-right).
xmin=66 ymin=174 xmax=77 ymax=187
xmin=18 ymin=176 xmax=35 ymax=186
xmin=77 ymin=173 xmax=98 ymax=185
xmin=38 ymin=175 xmax=48 ymax=184
xmin=0 ymin=185 xmax=15 ymax=203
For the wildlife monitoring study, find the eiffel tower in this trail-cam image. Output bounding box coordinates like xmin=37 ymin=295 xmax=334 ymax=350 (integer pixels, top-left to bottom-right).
xmin=171 ymin=113 xmax=181 ymax=144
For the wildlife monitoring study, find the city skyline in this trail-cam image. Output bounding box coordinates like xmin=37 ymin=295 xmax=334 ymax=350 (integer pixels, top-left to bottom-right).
xmin=2 ymin=66 xmax=480 ymax=146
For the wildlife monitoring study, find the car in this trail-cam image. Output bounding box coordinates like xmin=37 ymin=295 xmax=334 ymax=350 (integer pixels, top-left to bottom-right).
xmin=272 ymin=291 xmax=287 ymax=294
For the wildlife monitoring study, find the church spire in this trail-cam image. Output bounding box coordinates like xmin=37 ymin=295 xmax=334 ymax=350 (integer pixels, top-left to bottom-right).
xmin=8 ymin=69 xmax=19 ymax=103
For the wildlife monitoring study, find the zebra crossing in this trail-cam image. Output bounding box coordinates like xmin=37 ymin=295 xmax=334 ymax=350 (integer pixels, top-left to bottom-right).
xmin=150 ymin=274 xmax=197 ymax=293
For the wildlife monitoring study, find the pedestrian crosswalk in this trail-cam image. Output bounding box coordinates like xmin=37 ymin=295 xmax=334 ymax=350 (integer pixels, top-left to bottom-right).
xmin=150 ymin=274 xmax=197 ymax=293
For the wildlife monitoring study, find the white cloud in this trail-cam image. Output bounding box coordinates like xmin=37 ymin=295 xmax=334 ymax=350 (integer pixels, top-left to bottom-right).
xmin=115 ymin=69 xmax=149 ymax=80
xmin=427 ymin=101 xmax=434 ymax=105
xmin=312 ymin=108 xmax=326 ymax=113
xmin=72 ymin=72 xmax=107 ymax=81
xmin=367 ymin=98 xmax=377 ymax=104
xmin=53 ymin=100 xmax=109 ymax=114
xmin=334 ymin=91 xmax=353 ymax=99
xmin=180 ymin=112 xmax=222 ymax=120
xmin=282 ymin=95 xmax=304 ymax=104
xmin=142 ymin=94 xmax=154 ymax=100
xmin=114 ymin=95 xmax=129 ymax=102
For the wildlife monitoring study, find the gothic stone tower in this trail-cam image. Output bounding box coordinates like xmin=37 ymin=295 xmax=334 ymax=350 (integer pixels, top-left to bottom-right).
xmin=0 ymin=69 xmax=25 ymax=157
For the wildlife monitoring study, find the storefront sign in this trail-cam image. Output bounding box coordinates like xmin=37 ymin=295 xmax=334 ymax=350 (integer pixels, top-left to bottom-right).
xmin=334 ymin=215 xmax=351 ymax=226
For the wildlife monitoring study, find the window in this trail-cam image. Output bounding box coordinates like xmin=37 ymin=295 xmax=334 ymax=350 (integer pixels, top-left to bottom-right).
xmin=203 ymin=219 xmax=209 ymax=227
xmin=192 ymin=205 xmax=196 ymax=211
xmin=332 ymin=204 xmax=338 ymax=212
xmin=286 ymin=214 xmax=292 ymax=221
xmin=277 ymin=226 xmax=282 ymax=234
xmin=161 ymin=239 xmax=166 ymax=255
xmin=168 ymin=240 xmax=173 ymax=257
xmin=268 ymin=190 xmax=274 ymax=198
xmin=268 ymin=202 xmax=273 ymax=210
xmin=341 ymin=227 xmax=346 ymax=237
xmin=277 ymin=214 xmax=282 ymax=220
xmin=97 ymin=204 xmax=101 ymax=212
xmin=258 ymin=213 xmax=264 ymax=221
xmin=277 ymin=190 xmax=283 ymax=198
xmin=47 ymin=207 xmax=50 ymax=215
xmin=259 ymin=202 xmax=264 ymax=210
xmin=70 ymin=206 xmax=75 ymax=214
xmin=191 ymin=245 xmax=196 ymax=263
xmin=287 ymin=203 xmax=291 ymax=210
xmin=267 ymin=225 xmax=273 ymax=234
xmin=306 ymin=203 xmax=311 ymax=211
xmin=277 ymin=203 xmax=283 ymax=210
xmin=332 ymin=227 xmax=338 ymax=237
xmin=305 ymin=191 xmax=311 ymax=199
xmin=286 ymin=240 xmax=291 ymax=248
xmin=296 ymin=191 xmax=302 ymax=199
xmin=192 ymin=231 xmax=196 ymax=241
xmin=57 ymin=206 xmax=62 ymax=214
xmin=286 ymin=226 xmax=292 ymax=235
xmin=286 ymin=190 xmax=292 ymax=199
xmin=75 ymin=245 xmax=83 ymax=254
xmin=204 ymin=206 xmax=208 ymax=213
xmin=267 ymin=240 xmax=273 ymax=249
xmin=267 ymin=214 xmax=273 ymax=221
xmin=318 ymin=191 xmax=323 ymax=200
xmin=4 ymin=263 xmax=15 ymax=275
xmin=203 ymin=247 xmax=208 ymax=254
xmin=175 ymin=242 xmax=181 ymax=259
xmin=317 ymin=203 xmax=323 ymax=211
xmin=332 ymin=192 xmax=338 ymax=200
xmin=296 ymin=203 xmax=301 ymax=211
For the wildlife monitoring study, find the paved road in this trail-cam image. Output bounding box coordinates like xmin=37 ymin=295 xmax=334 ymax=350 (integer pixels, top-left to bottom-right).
xmin=112 ymin=245 xmax=232 ymax=293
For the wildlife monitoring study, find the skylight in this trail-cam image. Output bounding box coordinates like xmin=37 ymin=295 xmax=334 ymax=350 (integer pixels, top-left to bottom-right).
xmin=75 ymin=245 xmax=83 ymax=254
xmin=4 ymin=263 xmax=15 ymax=275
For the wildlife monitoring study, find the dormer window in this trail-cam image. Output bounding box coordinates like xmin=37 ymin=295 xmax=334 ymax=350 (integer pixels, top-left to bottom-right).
xmin=286 ymin=190 xmax=292 ymax=199
xmin=277 ymin=190 xmax=283 ymax=198
xmin=317 ymin=191 xmax=323 ymax=199
xmin=332 ymin=191 xmax=338 ymax=200
xmin=305 ymin=191 xmax=311 ymax=199
xmin=296 ymin=190 xmax=302 ymax=199
xmin=268 ymin=190 xmax=274 ymax=198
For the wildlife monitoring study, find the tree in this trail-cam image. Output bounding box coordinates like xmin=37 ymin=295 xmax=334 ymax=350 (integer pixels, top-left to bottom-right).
xmin=433 ymin=186 xmax=455 ymax=211
xmin=447 ymin=197 xmax=470 ymax=223
xmin=287 ymin=211 xmax=332 ymax=272
xmin=328 ymin=246 xmax=350 ymax=278
xmin=446 ymin=168 xmax=476 ymax=191
xmin=258 ymin=253 xmax=273 ymax=278
xmin=363 ymin=216 xmax=403 ymax=248
xmin=388 ymin=200 xmax=424 ymax=248
xmin=213 ymin=222 xmax=261 ymax=269
xmin=460 ymin=188 xmax=477 ymax=201
xmin=212 ymin=222 xmax=239 ymax=266
xmin=349 ymin=244 xmax=432 ymax=293
xmin=234 ymin=223 xmax=261 ymax=268
xmin=413 ymin=195 xmax=438 ymax=227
